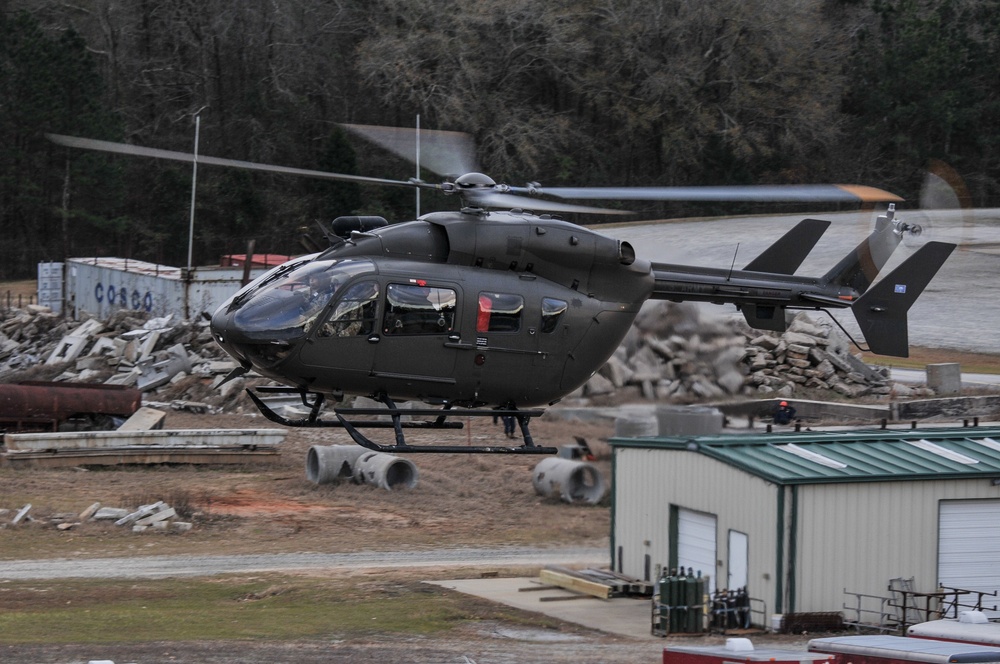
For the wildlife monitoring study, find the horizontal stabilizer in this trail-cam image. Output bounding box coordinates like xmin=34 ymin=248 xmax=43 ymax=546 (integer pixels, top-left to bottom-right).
xmin=852 ymin=242 xmax=956 ymax=357
xmin=744 ymin=218 xmax=831 ymax=274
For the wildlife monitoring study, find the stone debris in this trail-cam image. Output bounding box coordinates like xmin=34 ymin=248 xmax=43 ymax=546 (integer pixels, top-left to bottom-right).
xmin=0 ymin=305 xmax=262 ymax=413
xmin=582 ymin=302 xmax=938 ymax=404
xmin=1 ymin=499 xmax=192 ymax=533
xmin=0 ymin=300 xmax=955 ymax=421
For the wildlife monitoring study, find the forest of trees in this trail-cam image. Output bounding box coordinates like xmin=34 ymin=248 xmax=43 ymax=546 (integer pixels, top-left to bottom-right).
xmin=1 ymin=0 xmax=998 ymax=279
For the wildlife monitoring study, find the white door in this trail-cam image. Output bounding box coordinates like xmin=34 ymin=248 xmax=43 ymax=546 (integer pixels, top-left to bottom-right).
xmin=938 ymin=499 xmax=1000 ymax=619
xmin=678 ymin=508 xmax=717 ymax=593
xmin=728 ymin=530 xmax=749 ymax=591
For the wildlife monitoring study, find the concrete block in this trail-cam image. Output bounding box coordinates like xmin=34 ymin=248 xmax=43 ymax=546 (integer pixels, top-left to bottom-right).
xmin=45 ymin=335 xmax=89 ymax=365
xmin=79 ymin=502 xmax=102 ymax=520
xmin=12 ymin=504 xmax=32 ymax=524
xmin=92 ymin=507 xmax=129 ymax=521
xmin=115 ymin=501 xmax=164 ymax=526
xmin=135 ymin=507 xmax=176 ymax=527
xmin=614 ymin=415 xmax=659 ymax=438
xmin=927 ymin=363 xmax=961 ymax=396
xmin=117 ymin=407 xmax=167 ymax=432
xmin=656 ymin=405 xmax=724 ymax=437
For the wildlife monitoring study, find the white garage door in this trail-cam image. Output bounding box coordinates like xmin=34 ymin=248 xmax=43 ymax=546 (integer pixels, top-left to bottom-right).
xmin=678 ymin=507 xmax=717 ymax=593
xmin=939 ymin=499 xmax=1000 ymax=619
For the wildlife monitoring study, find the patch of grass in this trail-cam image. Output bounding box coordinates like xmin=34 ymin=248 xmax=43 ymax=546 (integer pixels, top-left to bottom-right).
xmin=863 ymin=346 xmax=1000 ymax=374
xmin=0 ymin=576 xmax=530 ymax=645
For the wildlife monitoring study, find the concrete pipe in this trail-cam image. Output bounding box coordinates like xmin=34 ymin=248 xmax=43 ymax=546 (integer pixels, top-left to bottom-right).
xmin=532 ymin=457 xmax=606 ymax=505
xmin=306 ymin=445 xmax=367 ymax=484
xmin=352 ymin=451 xmax=418 ymax=490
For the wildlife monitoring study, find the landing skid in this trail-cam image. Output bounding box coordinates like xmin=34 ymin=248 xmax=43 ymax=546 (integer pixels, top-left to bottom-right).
xmin=245 ymin=388 xmax=556 ymax=454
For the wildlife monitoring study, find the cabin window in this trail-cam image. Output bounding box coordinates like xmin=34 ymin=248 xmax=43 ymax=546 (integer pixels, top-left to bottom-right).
xmin=383 ymin=283 xmax=457 ymax=335
xmin=540 ymin=297 xmax=567 ymax=333
xmin=477 ymin=292 xmax=523 ymax=333
xmin=317 ymin=281 xmax=379 ymax=337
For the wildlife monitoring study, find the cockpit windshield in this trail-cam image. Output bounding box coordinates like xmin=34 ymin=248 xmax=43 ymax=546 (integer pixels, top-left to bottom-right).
xmin=230 ymin=258 xmax=375 ymax=340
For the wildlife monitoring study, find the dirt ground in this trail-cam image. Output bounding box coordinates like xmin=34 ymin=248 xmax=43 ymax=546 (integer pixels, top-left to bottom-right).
xmin=0 ymin=408 xmax=618 ymax=559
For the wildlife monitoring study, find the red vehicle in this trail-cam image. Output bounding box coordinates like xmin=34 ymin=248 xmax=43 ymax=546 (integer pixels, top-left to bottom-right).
xmin=664 ymin=638 xmax=837 ymax=664
xmin=808 ymin=635 xmax=1000 ymax=664
xmin=908 ymin=612 xmax=1000 ymax=648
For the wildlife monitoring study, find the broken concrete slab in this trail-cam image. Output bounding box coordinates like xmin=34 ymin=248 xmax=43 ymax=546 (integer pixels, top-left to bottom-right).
xmin=4 ymin=428 xmax=286 ymax=451
xmin=79 ymin=502 xmax=102 ymax=520
xmin=117 ymin=407 xmax=167 ymax=431
xmin=45 ymin=335 xmax=89 ymax=365
xmin=12 ymin=503 xmax=32 ymax=524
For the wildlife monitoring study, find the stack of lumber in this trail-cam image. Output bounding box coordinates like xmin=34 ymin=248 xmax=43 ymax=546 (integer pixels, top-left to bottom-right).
xmin=539 ymin=565 xmax=653 ymax=599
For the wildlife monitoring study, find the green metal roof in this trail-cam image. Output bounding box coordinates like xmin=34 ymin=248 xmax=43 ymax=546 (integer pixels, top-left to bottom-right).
xmin=609 ymin=427 xmax=1000 ymax=485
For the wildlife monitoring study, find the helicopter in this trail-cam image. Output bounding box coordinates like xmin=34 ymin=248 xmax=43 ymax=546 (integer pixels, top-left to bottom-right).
xmin=47 ymin=127 xmax=956 ymax=454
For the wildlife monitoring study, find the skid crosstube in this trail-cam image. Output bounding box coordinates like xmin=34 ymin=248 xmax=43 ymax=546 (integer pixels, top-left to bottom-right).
xmin=245 ymin=388 xmax=556 ymax=454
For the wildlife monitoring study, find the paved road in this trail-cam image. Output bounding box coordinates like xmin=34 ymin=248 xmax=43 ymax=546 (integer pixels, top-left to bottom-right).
xmin=609 ymin=207 xmax=1000 ymax=355
xmin=0 ymin=546 xmax=607 ymax=580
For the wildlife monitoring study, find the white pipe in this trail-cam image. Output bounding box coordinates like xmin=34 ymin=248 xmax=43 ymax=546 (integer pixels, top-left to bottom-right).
xmin=306 ymin=445 xmax=367 ymax=484
xmin=532 ymin=457 xmax=606 ymax=504
xmin=353 ymin=451 xmax=418 ymax=490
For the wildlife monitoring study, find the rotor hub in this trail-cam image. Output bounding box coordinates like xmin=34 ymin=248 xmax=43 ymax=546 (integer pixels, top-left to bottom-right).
xmin=454 ymin=172 xmax=497 ymax=189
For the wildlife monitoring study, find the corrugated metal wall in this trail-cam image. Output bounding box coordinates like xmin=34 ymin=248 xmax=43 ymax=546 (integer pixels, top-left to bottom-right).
xmin=65 ymin=258 xmax=270 ymax=320
xmin=796 ymin=479 xmax=1000 ymax=615
xmin=613 ymin=447 xmax=780 ymax=609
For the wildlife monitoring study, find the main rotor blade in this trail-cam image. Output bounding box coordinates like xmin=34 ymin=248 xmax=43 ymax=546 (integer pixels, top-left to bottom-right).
xmin=514 ymin=184 xmax=903 ymax=204
xmin=46 ymin=133 xmax=422 ymax=189
xmin=467 ymin=191 xmax=631 ymax=215
xmin=341 ymin=124 xmax=479 ymax=177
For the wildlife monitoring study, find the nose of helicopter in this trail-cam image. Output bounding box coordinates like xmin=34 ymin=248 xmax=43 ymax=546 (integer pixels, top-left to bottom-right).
xmin=209 ymin=303 xmax=249 ymax=365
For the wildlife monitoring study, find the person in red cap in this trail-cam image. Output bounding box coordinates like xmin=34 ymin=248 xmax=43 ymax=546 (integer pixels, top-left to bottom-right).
xmin=773 ymin=400 xmax=797 ymax=425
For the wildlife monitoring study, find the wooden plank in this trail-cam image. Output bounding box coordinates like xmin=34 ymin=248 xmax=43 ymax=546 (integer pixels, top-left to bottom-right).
xmin=539 ymin=569 xmax=611 ymax=600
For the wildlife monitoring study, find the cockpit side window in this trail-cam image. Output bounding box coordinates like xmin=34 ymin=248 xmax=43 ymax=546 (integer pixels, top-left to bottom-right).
xmin=318 ymin=281 xmax=380 ymax=337
xmin=383 ymin=283 xmax=456 ymax=335
xmin=229 ymin=258 xmax=375 ymax=340
xmin=477 ymin=292 xmax=523 ymax=333
xmin=540 ymin=297 xmax=568 ymax=333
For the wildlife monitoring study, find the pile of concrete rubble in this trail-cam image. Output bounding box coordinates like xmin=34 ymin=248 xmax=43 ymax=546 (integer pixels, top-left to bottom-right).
xmin=0 ymin=301 xmax=930 ymax=410
xmin=582 ymin=302 xmax=933 ymax=403
xmin=2 ymin=500 xmax=192 ymax=532
xmin=0 ymin=305 xmax=253 ymax=411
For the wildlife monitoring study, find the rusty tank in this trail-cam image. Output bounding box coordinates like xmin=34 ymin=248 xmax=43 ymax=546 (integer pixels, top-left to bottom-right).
xmin=0 ymin=381 xmax=141 ymax=433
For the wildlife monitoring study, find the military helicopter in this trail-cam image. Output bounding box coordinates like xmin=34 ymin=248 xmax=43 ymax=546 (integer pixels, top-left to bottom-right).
xmin=47 ymin=128 xmax=955 ymax=454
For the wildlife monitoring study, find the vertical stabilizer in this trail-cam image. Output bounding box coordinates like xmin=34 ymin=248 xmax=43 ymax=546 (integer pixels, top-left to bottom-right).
xmin=852 ymin=242 xmax=956 ymax=357
xmin=743 ymin=218 xmax=831 ymax=274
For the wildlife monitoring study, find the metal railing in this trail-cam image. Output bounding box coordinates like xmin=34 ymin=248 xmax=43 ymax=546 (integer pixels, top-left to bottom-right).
xmin=844 ymin=584 xmax=999 ymax=634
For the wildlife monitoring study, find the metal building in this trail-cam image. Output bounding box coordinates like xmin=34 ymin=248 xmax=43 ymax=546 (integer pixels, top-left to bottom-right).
xmin=609 ymin=427 xmax=1000 ymax=625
